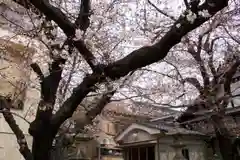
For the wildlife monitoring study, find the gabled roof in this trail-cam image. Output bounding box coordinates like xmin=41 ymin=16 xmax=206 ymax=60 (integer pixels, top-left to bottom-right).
xmin=115 ymin=123 xmax=162 ymax=142
xmin=115 ymin=122 xmax=205 ymax=142
xmin=141 ymin=122 xmax=205 ymax=136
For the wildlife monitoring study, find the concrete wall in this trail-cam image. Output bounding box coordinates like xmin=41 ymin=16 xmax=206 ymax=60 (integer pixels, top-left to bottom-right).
xmin=156 ymin=135 xmax=207 ymax=160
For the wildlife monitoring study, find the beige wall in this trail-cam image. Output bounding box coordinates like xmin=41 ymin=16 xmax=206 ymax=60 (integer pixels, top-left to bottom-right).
xmin=119 ymin=127 xmax=208 ymax=160
xmin=0 ymin=39 xmax=39 ymax=159
xmin=68 ymin=138 xmax=98 ymax=159
xmin=155 ymin=136 xmax=207 ymax=160
xmin=0 ymin=133 xmax=32 ymax=160
xmin=122 ymin=129 xmax=154 ymax=144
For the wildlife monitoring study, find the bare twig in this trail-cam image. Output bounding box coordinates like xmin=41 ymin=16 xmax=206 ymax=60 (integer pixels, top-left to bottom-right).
xmin=147 ymin=0 xmax=177 ymax=21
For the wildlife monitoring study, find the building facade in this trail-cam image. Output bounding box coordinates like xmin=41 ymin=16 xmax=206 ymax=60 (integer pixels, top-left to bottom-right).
xmin=0 ymin=38 xmax=39 ymax=159
xmin=65 ymin=102 xmax=158 ymax=160
xmin=115 ymin=122 xmax=208 ymax=160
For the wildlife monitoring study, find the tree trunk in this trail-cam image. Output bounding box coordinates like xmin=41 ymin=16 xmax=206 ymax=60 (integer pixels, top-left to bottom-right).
xmin=211 ymin=115 xmax=238 ymax=160
xmin=32 ymin=134 xmax=53 ymax=160
xmin=30 ymin=123 xmax=54 ymax=160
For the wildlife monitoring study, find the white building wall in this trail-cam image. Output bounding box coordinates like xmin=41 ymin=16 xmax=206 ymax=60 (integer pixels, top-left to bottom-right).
xmin=156 ymin=136 xmax=207 ymax=160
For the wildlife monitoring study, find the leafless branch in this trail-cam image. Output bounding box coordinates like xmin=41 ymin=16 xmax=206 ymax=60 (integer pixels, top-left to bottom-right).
xmin=182 ymin=77 xmax=204 ymax=93
xmin=223 ymin=26 xmax=240 ymax=44
xmin=147 ymin=0 xmax=177 ymax=21
xmin=224 ymin=59 xmax=240 ymax=94
xmin=0 ymin=96 xmax=33 ymax=160
xmin=75 ymin=0 xmax=91 ymax=31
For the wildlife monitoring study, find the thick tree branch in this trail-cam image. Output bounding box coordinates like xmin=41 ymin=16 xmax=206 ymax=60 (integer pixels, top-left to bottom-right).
xmin=51 ymin=73 xmax=104 ymax=133
xmin=52 ymin=73 xmax=132 ymax=133
xmin=12 ymin=0 xmax=96 ymax=71
xmin=49 ymin=0 xmax=229 ymax=134
xmin=4 ymin=0 xmax=230 ymax=159
xmin=75 ymin=0 xmax=91 ymax=31
xmin=86 ymin=91 xmax=115 ymax=120
xmin=14 ymin=0 xmax=229 ymax=79
xmin=0 ymin=96 xmax=33 ymax=160
xmin=189 ymin=0 xmax=200 ymax=13
xmin=224 ymin=59 xmax=240 ymax=94
xmin=187 ymin=31 xmax=212 ymax=88
xmin=29 ymin=57 xmax=66 ymax=160
xmin=72 ymin=39 xmax=97 ymax=71
xmin=11 ymin=0 xmax=230 ymax=151
xmin=187 ymin=45 xmax=210 ymax=88
xmin=205 ymin=37 xmax=222 ymax=83
xmin=29 ymin=0 xmax=75 ymax=37
xmin=183 ymin=0 xmax=190 ymax=9
xmin=74 ymin=89 xmax=116 ymax=130
xmin=211 ymin=114 xmax=237 ymax=160
xmin=30 ymin=63 xmax=44 ymax=80
xmin=29 ymin=57 xmax=65 ymax=136
xmin=182 ymin=77 xmax=204 ymax=93
xmin=13 ymin=0 xmax=96 ymax=70
xmin=103 ymin=0 xmax=229 ymax=79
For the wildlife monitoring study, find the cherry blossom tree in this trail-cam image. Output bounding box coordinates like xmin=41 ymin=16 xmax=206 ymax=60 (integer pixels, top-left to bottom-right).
xmin=0 ymin=0 xmax=231 ymax=160
xmin=130 ymin=2 xmax=240 ymax=159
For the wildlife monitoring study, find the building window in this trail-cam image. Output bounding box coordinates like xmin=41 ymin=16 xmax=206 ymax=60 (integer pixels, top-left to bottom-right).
xmin=182 ymin=149 xmax=189 ymax=160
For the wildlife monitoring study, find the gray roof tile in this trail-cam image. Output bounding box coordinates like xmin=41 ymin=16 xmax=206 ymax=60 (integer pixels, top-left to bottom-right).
xmin=140 ymin=122 xmax=205 ymax=136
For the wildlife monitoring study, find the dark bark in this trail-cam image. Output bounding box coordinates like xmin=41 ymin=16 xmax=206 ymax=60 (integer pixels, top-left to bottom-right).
xmin=224 ymin=59 xmax=240 ymax=94
xmin=29 ymin=58 xmax=65 ymax=160
xmin=7 ymin=0 xmax=230 ymax=160
xmin=31 ymin=127 xmax=54 ymax=160
xmin=72 ymin=39 xmax=96 ymax=71
xmin=51 ymin=73 xmax=104 ymax=131
xmin=211 ymin=115 xmax=239 ymax=160
xmin=75 ymin=0 xmax=91 ymax=31
xmin=187 ymin=33 xmax=210 ymax=87
xmin=86 ymin=89 xmax=116 ymax=122
xmin=205 ymin=37 xmax=221 ymax=82
xmin=13 ymin=0 xmax=229 ymax=78
xmin=0 ymin=96 xmax=33 ymax=160
xmin=182 ymin=77 xmax=204 ymax=93
xmin=214 ymin=60 xmax=240 ymax=160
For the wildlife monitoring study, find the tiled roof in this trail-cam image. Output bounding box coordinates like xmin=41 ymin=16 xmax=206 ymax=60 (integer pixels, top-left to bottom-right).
xmin=140 ymin=122 xmax=205 ymax=136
